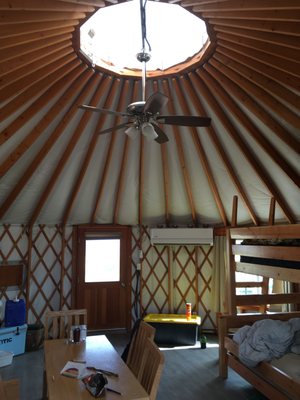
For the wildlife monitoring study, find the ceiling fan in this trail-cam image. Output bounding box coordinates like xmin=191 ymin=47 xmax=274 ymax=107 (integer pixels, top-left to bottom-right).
xmin=79 ymin=0 xmax=211 ymax=144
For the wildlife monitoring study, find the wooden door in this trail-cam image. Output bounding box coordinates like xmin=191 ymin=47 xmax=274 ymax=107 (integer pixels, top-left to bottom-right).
xmin=74 ymin=225 xmax=131 ymax=332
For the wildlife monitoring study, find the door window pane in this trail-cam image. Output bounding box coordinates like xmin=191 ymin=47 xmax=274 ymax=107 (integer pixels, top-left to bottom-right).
xmin=85 ymin=238 xmax=120 ymax=282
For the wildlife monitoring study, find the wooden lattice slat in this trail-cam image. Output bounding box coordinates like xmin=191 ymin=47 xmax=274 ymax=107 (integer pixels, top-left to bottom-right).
xmin=0 ymin=224 xmax=27 ymax=301
xmin=0 ymin=224 xmax=216 ymax=330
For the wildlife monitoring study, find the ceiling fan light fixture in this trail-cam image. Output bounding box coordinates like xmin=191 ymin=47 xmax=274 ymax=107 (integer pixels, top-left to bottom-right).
xmin=125 ymin=125 xmax=139 ymax=139
xmin=141 ymin=122 xmax=158 ymax=141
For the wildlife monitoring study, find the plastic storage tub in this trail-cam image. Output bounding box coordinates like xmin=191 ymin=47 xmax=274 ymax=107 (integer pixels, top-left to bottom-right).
xmin=0 ymin=350 xmax=13 ymax=367
xmin=144 ymin=313 xmax=201 ymax=346
xmin=0 ymin=324 xmax=27 ymax=356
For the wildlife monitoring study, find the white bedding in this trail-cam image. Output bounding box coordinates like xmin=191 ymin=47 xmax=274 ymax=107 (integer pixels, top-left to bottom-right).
xmin=233 ymin=318 xmax=300 ymax=367
xmin=271 ymin=353 xmax=300 ymax=383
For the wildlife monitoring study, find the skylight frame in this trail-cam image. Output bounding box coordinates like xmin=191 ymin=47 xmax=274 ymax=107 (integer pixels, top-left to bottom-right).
xmin=78 ymin=0 xmax=211 ymax=78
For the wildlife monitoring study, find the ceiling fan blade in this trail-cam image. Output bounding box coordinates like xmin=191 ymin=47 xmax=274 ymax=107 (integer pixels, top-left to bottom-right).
xmin=144 ymin=92 xmax=169 ymax=114
xmin=98 ymin=122 xmax=130 ymax=135
xmin=80 ymin=105 xmax=128 ymax=117
xmin=152 ymin=124 xmax=169 ymax=144
xmin=156 ymin=115 xmax=211 ymax=127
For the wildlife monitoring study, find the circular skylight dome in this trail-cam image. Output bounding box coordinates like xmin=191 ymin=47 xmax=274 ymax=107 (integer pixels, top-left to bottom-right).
xmin=80 ymin=0 xmax=209 ymax=76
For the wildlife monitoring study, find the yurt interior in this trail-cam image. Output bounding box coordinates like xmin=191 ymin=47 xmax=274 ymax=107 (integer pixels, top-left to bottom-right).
xmin=0 ymin=1 xmax=299 ymax=399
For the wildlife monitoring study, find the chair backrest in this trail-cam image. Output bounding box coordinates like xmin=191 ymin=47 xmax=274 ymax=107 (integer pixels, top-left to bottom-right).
xmin=126 ymin=321 xmax=156 ymax=377
xmin=138 ymin=338 xmax=164 ymax=400
xmin=0 ymin=379 xmax=19 ymax=400
xmin=44 ymin=309 xmax=87 ymax=340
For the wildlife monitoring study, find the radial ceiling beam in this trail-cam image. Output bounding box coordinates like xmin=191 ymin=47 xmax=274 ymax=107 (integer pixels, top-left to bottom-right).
xmin=0 ymin=11 xmax=87 ymax=24
xmin=62 ymin=77 xmax=131 ymax=224
xmin=90 ymin=77 xmax=125 ymax=223
xmin=215 ymin=45 xmax=300 ymax=92
xmin=217 ymin=40 xmax=300 ymax=77
xmin=99 ymin=79 xmax=130 ymax=223
xmin=0 ymin=69 xmax=95 ymax=220
xmin=0 ymin=1 xmax=95 ymax=12
xmin=174 ymin=76 xmax=228 ymax=227
xmin=26 ymin=73 xmax=103 ymax=228
xmin=0 ymin=65 xmax=86 ymax=151
xmin=113 ymin=81 xmax=138 ymax=224
xmin=0 ymin=60 xmax=82 ymax=138
xmin=153 ymin=80 xmax=170 ymax=226
xmin=213 ymin=25 xmax=300 ymax=49
xmin=206 ymin=61 xmax=300 ymax=187
xmin=0 ymin=27 xmax=75 ymax=50
xmin=202 ymin=10 xmax=300 ymax=22
xmin=200 ymin=68 xmax=296 ymax=223
xmin=1 ymin=44 xmax=74 ymax=90
xmin=54 ymin=0 xmax=105 ymax=6
xmin=0 ymin=33 xmax=73 ymax=65
xmin=162 ymin=79 xmax=197 ymax=226
xmin=187 ymin=72 xmax=259 ymax=226
xmin=187 ymin=0 xmax=300 ymax=11
xmin=210 ymin=56 xmax=300 ymax=146
xmin=207 ymin=18 xmax=300 ymax=36
xmin=0 ymin=52 xmax=77 ymax=103
xmin=213 ymin=52 xmax=300 ymax=115
xmin=0 ymin=20 xmax=79 ymax=38
xmin=215 ymin=32 xmax=300 ymax=62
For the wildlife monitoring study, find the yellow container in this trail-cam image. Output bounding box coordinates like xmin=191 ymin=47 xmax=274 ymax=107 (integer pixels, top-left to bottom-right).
xmin=144 ymin=313 xmax=201 ymax=346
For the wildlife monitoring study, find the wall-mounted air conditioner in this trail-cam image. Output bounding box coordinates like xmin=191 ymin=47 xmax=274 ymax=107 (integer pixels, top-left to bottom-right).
xmin=150 ymin=228 xmax=214 ymax=246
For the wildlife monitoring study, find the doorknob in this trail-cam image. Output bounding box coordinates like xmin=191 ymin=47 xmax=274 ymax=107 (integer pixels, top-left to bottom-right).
xmin=120 ymin=282 xmax=126 ymax=288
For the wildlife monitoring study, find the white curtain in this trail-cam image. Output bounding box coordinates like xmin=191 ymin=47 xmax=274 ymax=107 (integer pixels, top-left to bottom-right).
xmin=210 ymin=236 xmax=227 ymax=313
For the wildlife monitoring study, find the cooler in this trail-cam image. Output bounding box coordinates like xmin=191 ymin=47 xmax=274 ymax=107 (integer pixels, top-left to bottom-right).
xmin=144 ymin=313 xmax=201 ymax=346
xmin=0 ymin=324 xmax=27 ymax=356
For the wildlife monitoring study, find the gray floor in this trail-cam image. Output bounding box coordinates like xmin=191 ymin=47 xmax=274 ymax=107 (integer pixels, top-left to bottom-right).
xmin=0 ymin=333 xmax=266 ymax=400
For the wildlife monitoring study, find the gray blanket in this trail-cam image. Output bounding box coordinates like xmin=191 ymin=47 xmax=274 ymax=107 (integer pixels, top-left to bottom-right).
xmin=233 ymin=318 xmax=300 ymax=367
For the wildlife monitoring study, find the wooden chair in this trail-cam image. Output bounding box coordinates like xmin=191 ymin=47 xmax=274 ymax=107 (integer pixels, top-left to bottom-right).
xmin=126 ymin=320 xmax=156 ymax=377
xmin=44 ymin=308 xmax=87 ymax=340
xmin=0 ymin=379 xmax=19 ymax=400
xmin=138 ymin=338 xmax=164 ymax=400
xmin=43 ymin=309 xmax=87 ymax=399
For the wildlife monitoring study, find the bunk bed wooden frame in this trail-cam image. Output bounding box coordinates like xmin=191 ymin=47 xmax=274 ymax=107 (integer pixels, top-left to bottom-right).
xmin=218 ymin=223 xmax=300 ymax=400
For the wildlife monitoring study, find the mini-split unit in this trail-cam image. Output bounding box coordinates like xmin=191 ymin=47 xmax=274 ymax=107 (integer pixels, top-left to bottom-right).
xmin=150 ymin=228 xmax=214 ymax=246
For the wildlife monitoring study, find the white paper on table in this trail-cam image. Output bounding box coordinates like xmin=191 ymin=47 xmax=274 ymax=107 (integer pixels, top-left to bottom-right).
xmin=60 ymin=361 xmax=91 ymax=379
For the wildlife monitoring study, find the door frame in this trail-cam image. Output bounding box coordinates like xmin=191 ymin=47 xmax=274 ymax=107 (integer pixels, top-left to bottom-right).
xmin=72 ymin=224 xmax=132 ymax=332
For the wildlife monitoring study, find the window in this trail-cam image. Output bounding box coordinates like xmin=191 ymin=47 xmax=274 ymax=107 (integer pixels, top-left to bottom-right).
xmin=85 ymin=238 xmax=120 ymax=283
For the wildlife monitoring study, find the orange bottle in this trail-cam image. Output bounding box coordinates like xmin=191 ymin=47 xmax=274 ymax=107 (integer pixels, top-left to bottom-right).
xmin=186 ymin=303 xmax=191 ymax=320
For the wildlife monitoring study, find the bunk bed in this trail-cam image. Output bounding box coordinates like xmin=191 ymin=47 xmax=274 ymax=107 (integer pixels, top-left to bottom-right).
xmin=218 ymin=224 xmax=300 ymax=400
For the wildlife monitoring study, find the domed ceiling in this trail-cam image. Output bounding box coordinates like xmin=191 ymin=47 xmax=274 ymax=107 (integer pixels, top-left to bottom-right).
xmin=0 ymin=0 xmax=299 ymax=228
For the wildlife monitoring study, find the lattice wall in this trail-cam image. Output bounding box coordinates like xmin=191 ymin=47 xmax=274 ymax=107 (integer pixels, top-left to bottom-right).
xmin=132 ymin=226 xmax=215 ymax=330
xmin=0 ymin=224 xmax=72 ymax=324
xmin=0 ymin=225 xmax=216 ymax=330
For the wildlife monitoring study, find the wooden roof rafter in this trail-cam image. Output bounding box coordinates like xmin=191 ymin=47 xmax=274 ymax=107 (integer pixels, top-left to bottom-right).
xmin=186 ymin=0 xmax=300 ymax=11
xmin=61 ymin=74 xmax=119 ymax=224
xmin=187 ymin=71 xmax=259 ymax=226
xmin=162 ymin=79 xmax=197 ymax=226
xmin=109 ymin=80 xmax=132 ymax=224
xmin=205 ymin=60 xmax=300 ymax=183
xmin=200 ymin=68 xmax=296 ymax=223
xmin=0 ymin=1 xmax=96 ymax=13
xmin=152 ymin=80 xmax=170 ymax=227
xmin=1 ymin=44 xmax=74 ymax=91
xmin=213 ymin=52 xmax=300 ymax=112
xmin=90 ymin=77 xmax=125 ymax=223
xmin=0 ymin=68 xmax=94 ymax=219
xmin=0 ymin=62 xmax=86 ymax=148
xmin=0 ymin=52 xmax=78 ymax=103
xmin=174 ymin=75 xmax=228 ymax=226
xmin=26 ymin=72 xmax=103 ymax=229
